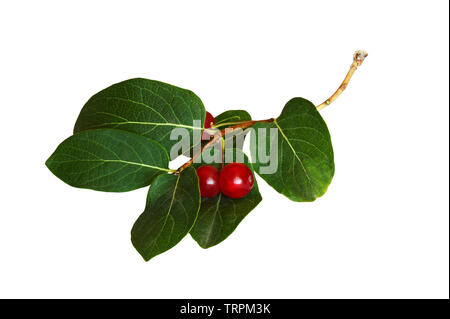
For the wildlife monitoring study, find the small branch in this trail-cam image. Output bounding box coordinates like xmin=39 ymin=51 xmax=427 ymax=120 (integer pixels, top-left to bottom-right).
xmin=174 ymin=50 xmax=367 ymax=173
xmin=316 ymin=50 xmax=368 ymax=111
xmin=175 ymin=118 xmax=274 ymax=174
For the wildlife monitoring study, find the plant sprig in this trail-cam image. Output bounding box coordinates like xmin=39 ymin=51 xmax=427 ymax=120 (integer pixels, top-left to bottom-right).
xmin=46 ymin=51 xmax=367 ymax=261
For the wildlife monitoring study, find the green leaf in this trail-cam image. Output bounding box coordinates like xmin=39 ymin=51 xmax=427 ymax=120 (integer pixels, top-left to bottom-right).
xmin=190 ymin=148 xmax=262 ymax=248
xmin=74 ymin=78 xmax=206 ymax=157
xmin=183 ymin=110 xmax=253 ymax=157
xmin=251 ymin=97 xmax=334 ymax=202
xmin=131 ymin=167 xmax=200 ymax=261
xmin=46 ymin=128 xmax=170 ymax=192
xmin=214 ymin=110 xmax=252 ymax=150
xmin=214 ymin=110 xmax=252 ymax=128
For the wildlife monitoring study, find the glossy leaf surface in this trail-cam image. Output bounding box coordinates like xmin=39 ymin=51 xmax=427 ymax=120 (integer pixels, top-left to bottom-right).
xmin=131 ymin=167 xmax=200 ymax=261
xmin=46 ymin=129 xmax=170 ymax=192
xmin=251 ymin=97 xmax=334 ymax=202
xmin=74 ymin=78 xmax=205 ymax=158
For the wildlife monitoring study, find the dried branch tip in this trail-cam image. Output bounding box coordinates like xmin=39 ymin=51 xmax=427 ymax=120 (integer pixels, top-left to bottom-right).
xmin=353 ymin=50 xmax=368 ymax=66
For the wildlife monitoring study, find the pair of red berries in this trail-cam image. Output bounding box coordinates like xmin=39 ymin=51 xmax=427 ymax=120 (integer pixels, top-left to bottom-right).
xmin=197 ymin=163 xmax=254 ymax=199
xmin=197 ymin=112 xmax=253 ymax=199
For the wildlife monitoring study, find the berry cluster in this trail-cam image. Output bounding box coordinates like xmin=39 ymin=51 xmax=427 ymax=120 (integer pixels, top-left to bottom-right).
xmin=197 ymin=111 xmax=254 ymax=199
xmin=196 ymin=163 xmax=254 ymax=199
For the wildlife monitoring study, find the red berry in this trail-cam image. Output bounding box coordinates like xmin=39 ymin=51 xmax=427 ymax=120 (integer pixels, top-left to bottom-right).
xmin=196 ymin=165 xmax=220 ymax=198
xmin=202 ymin=111 xmax=215 ymax=140
xmin=204 ymin=111 xmax=215 ymax=129
xmin=219 ymin=163 xmax=254 ymax=199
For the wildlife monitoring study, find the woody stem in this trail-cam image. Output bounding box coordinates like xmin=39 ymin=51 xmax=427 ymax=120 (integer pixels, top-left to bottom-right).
xmin=175 ymin=50 xmax=367 ymax=173
xmin=316 ymin=50 xmax=368 ymax=110
xmin=175 ymin=118 xmax=274 ymax=174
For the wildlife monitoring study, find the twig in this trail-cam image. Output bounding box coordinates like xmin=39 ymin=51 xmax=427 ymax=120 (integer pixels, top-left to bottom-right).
xmin=316 ymin=50 xmax=368 ymax=111
xmin=175 ymin=119 xmax=274 ymax=174
xmin=175 ymin=50 xmax=367 ymax=173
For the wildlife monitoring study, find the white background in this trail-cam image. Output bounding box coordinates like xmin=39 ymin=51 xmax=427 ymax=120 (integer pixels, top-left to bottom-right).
xmin=0 ymin=0 xmax=448 ymax=299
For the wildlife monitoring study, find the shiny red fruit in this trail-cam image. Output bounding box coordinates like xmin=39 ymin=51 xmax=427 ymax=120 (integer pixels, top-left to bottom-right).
xmin=204 ymin=111 xmax=215 ymax=129
xmin=219 ymin=163 xmax=254 ymax=199
xmin=196 ymin=165 xmax=220 ymax=198
xmin=202 ymin=111 xmax=215 ymax=140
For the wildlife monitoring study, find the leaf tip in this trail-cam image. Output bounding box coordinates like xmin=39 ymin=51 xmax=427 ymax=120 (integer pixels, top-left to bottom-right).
xmin=45 ymin=154 xmax=55 ymax=171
